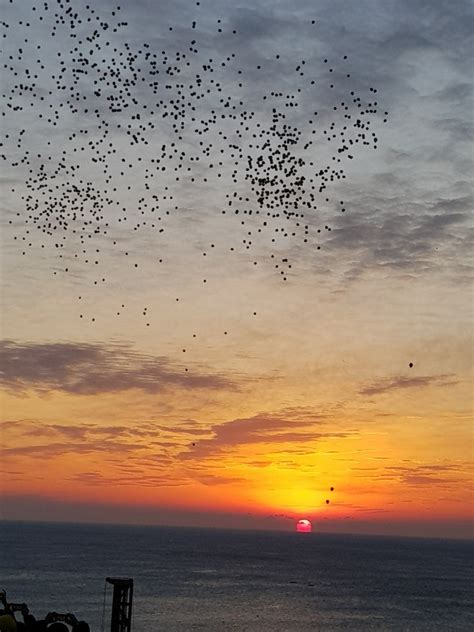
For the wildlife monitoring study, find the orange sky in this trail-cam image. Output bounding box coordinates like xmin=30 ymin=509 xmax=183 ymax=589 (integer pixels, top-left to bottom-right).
xmin=2 ymin=311 xmax=473 ymax=537
xmin=1 ymin=0 xmax=473 ymax=539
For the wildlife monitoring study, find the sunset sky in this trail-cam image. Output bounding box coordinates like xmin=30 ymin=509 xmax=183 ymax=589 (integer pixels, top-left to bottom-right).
xmin=1 ymin=0 xmax=473 ymax=539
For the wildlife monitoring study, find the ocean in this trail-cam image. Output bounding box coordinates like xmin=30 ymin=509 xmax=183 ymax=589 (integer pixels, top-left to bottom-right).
xmin=1 ymin=521 xmax=473 ymax=631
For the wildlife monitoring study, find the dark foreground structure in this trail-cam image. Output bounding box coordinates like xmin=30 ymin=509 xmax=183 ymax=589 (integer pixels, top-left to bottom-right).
xmin=0 ymin=578 xmax=133 ymax=632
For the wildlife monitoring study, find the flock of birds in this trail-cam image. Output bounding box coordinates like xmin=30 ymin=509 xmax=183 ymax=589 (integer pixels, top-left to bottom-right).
xmin=2 ymin=0 xmax=389 ymax=354
xmin=1 ymin=1 xmax=421 ymax=518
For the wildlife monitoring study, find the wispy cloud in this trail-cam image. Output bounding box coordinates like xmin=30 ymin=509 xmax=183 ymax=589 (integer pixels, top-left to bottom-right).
xmin=1 ymin=439 xmax=145 ymax=459
xmin=0 ymin=419 xmax=174 ymax=462
xmin=0 ymin=340 xmax=237 ymax=395
xmin=359 ymin=374 xmax=458 ymax=396
xmin=180 ymin=409 xmax=353 ymax=459
xmin=376 ymin=463 xmax=472 ymax=487
xmin=69 ymin=470 xmax=186 ymax=488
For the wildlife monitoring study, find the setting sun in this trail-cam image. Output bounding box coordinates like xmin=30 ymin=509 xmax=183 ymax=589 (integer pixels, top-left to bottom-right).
xmin=296 ymin=519 xmax=312 ymax=533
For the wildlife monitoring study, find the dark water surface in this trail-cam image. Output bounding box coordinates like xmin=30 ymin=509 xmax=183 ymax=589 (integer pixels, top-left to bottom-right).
xmin=1 ymin=521 xmax=473 ymax=631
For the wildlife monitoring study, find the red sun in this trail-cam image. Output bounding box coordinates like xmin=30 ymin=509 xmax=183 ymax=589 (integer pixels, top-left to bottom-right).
xmin=296 ymin=519 xmax=312 ymax=533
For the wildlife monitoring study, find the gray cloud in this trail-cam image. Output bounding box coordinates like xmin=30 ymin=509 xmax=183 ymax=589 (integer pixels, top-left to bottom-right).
xmin=0 ymin=340 xmax=237 ymax=395
xmin=3 ymin=0 xmax=472 ymax=293
xmin=292 ymin=0 xmax=474 ymax=283
xmin=180 ymin=409 xmax=353 ymax=459
xmin=322 ymin=197 xmax=472 ymax=281
xmin=0 ymin=418 xmax=206 ymax=464
xmin=1 ymin=407 xmax=352 ymax=468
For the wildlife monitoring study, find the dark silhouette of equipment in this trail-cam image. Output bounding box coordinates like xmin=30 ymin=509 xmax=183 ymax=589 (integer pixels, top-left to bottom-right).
xmin=0 ymin=589 xmax=29 ymax=619
xmin=1 ymin=578 xmax=133 ymax=631
xmin=106 ymin=577 xmax=133 ymax=632
xmin=44 ymin=611 xmax=79 ymax=626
